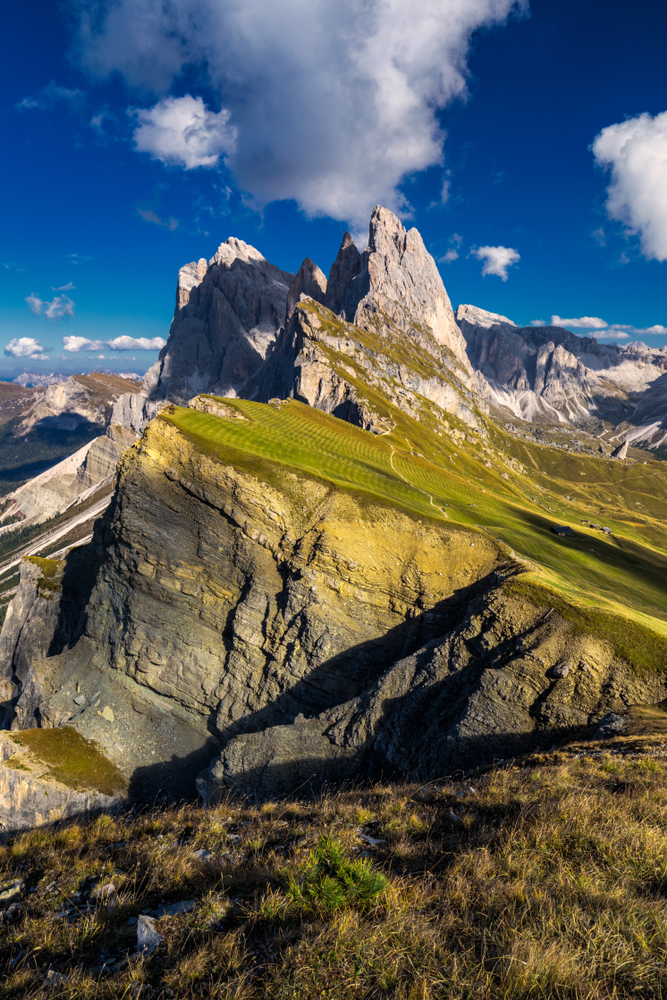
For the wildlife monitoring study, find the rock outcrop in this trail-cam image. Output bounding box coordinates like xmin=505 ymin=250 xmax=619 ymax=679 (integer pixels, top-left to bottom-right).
xmin=144 ymin=239 xmax=294 ymax=403
xmin=345 ymin=206 xmax=469 ymax=362
xmin=200 ymin=584 xmax=667 ymax=799
xmin=4 ymin=404 xmax=666 ymax=804
xmin=261 ymin=299 xmax=479 ymax=433
xmin=0 ymin=729 xmax=125 ymax=839
xmin=0 ymin=551 xmax=103 ymax=729
xmin=0 ymin=412 xmax=501 ymax=778
xmin=285 ymin=258 xmax=327 ymax=321
xmin=0 ymin=423 xmax=139 ymax=527
xmin=242 ymin=207 xmax=479 ymax=431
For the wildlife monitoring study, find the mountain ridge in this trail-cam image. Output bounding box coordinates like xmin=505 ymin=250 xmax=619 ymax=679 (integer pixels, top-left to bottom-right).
xmin=2 ymin=206 xmax=667 ymax=817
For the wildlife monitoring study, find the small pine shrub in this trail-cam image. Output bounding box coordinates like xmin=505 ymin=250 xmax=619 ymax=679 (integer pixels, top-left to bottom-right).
xmin=289 ymin=835 xmax=388 ymax=911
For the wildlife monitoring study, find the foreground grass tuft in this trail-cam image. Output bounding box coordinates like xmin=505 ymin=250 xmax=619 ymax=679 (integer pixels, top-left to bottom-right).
xmin=3 ymin=750 xmax=667 ymax=998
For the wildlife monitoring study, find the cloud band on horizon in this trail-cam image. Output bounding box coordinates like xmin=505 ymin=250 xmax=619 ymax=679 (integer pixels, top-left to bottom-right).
xmin=63 ymin=335 xmax=166 ymax=352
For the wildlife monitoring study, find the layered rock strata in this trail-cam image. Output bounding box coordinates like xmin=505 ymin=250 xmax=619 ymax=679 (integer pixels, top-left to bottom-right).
xmin=3 ymin=409 xmax=666 ymax=804
xmin=1 ymin=414 xmax=501 ymax=780
xmin=0 ymin=551 xmax=103 ymax=729
xmin=200 ymin=585 xmax=667 ymax=800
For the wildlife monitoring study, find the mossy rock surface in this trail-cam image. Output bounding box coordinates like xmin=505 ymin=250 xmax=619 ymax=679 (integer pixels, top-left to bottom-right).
xmin=26 ymin=556 xmax=59 ymax=578
xmin=505 ymin=578 xmax=667 ymax=675
xmin=11 ymin=728 xmax=127 ymax=797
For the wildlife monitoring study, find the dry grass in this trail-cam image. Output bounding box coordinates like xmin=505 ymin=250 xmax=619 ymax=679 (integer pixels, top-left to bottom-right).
xmin=2 ymin=750 xmax=667 ymax=999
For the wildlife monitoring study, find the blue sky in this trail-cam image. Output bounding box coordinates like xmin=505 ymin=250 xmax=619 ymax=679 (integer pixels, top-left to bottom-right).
xmin=1 ymin=0 xmax=666 ymax=377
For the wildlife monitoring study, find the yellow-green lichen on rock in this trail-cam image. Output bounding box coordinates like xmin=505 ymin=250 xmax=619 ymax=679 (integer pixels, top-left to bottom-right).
xmin=0 ymin=729 xmax=126 ymax=838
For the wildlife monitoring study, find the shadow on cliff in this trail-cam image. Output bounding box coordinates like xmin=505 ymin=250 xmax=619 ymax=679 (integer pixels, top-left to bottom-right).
xmin=216 ymin=568 xmax=510 ymax=745
xmin=201 ymin=584 xmax=596 ymax=803
xmin=127 ymin=736 xmax=221 ymax=803
xmin=0 ymin=415 xmax=101 ymax=487
xmin=200 ymin=725 xmax=590 ymax=806
xmin=48 ymin=535 xmax=107 ymax=656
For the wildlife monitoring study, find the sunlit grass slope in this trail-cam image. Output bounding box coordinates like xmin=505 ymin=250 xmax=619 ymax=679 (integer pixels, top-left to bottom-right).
xmin=5 ymin=749 xmax=667 ymax=999
xmin=162 ymin=392 xmax=667 ymax=637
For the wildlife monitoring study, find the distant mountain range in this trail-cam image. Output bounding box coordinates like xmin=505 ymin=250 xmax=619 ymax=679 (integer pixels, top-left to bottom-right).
xmin=457 ymin=305 xmax=667 ymax=450
xmin=2 ymin=205 xmax=667 ymax=823
xmin=9 ymin=370 xmax=142 ymax=388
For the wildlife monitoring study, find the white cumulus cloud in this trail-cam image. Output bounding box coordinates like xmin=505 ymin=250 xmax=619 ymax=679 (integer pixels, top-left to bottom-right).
xmin=63 ymin=335 xmax=166 ymax=352
xmin=592 ymin=110 xmax=667 ymax=262
xmin=472 ymin=245 xmax=520 ymax=280
xmin=132 ymin=95 xmax=236 ymax=170
xmin=25 ymin=293 xmax=75 ymax=320
xmin=75 ymin=0 xmax=526 ymax=227
xmin=551 ymin=315 xmax=608 ymax=329
xmin=4 ymin=337 xmax=52 ymax=359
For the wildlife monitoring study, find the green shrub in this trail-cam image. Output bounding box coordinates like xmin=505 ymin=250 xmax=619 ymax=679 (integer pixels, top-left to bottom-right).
xmin=288 ymin=835 xmax=387 ymax=911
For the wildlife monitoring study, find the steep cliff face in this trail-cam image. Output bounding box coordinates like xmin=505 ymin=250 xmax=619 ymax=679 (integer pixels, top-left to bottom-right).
xmin=200 ymin=584 xmax=667 ymax=800
xmin=144 ymin=239 xmax=294 ymax=403
xmin=5 ymin=397 xmax=667 ymax=804
xmin=243 ymin=208 xmax=481 ymax=432
xmin=4 ymin=209 xmax=667 ymax=814
xmin=257 ymin=299 xmax=481 ymax=433
xmin=344 ymin=206 xmax=469 ymax=364
xmin=0 ymin=551 xmax=102 ymax=729
xmin=78 ymin=416 xmax=500 ymax=739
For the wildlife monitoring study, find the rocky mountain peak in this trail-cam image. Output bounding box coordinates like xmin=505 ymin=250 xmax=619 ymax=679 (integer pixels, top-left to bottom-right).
xmin=456 ymin=304 xmax=516 ymax=330
xmin=211 ymin=237 xmax=267 ymax=267
xmin=145 ymin=238 xmax=293 ymax=403
xmin=327 ymin=205 xmax=470 ymax=364
xmin=286 ymin=257 xmax=327 ymax=322
xmin=324 ymin=232 xmax=363 ymax=317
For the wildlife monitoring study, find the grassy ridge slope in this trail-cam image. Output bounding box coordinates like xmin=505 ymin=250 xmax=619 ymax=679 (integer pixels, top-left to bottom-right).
xmin=162 ymin=388 xmax=667 ymax=640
